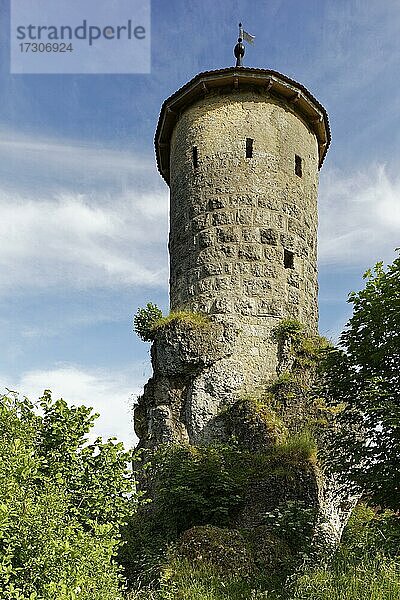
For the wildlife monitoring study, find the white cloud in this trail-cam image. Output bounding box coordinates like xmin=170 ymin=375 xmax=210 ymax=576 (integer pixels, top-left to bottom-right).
xmin=2 ymin=365 xmax=148 ymax=448
xmin=319 ymin=164 xmax=400 ymax=267
xmin=0 ymin=129 xmax=169 ymax=295
xmin=0 ymin=130 xmax=154 ymax=190
xmin=0 ymin=189 xmax=168 ymax=292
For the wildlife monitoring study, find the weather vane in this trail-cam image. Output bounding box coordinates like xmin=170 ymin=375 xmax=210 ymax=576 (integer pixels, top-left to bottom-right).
xmin=234 ymin=22 xmax=255 ymax=67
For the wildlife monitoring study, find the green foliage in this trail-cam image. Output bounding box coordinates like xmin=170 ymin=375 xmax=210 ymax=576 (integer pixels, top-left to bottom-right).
xmin=120 ymin=444 xmax=244 ymax=590
xmin=280 ymin=504 xmax=400 ymax=600
xmin=126 ymin=557 xmax=273 ymax=600
xmin=178 ymin=526 xmax=253 ymax=574
xmin=265 ymin=320 xmax=332 ymax=440
xmin=273 ymin=318 xmax=304 ymax=341
xmin=291 ymin=555 xmax=400 ymax=600
xmin=133 ymin=302 xmax=163 ymax=341
xmin=123 ymin=437 xmax=319 ymax=592
xmin=143 ymin=439 xmax=318 ymax=539
xmin=339 ymin=503 xmax=400 ymax=561
xmin=262 ymin=500 xmax=317 ymax=554
xmin=223 ymin=396 xmax=289 ymax=450
xmin=323 ymin=254 xmax=400 ymax=509
xmin=273 ymin=319 xmax=330 ymax=371
xmin=150 ymin=444 xmax=243 ymax=536
xmin=290 ymin=504 xmax=400 ymax=600
xmin=133 ymin=305 xmax=210 ymax=342
xmin=0 ymin=391 xmax=140 ymax=599
xmin=126 ymin=503 xmax=400 ymax=600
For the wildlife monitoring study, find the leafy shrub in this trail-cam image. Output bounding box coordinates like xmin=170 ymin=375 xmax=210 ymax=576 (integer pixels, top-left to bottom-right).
xmin=339 ymin=503 xmax=400 ymax=561
xmin=322 ymin=254 xmax=400 ymax=509
xmin=261 ymin=500 xmax=317 ymax=554
xmin=276 ymin=429 xmax=317 ymax=464
xmin=291 ymin=555 xmax=400 ymax=600
xmin=272 ymin=318 xmax=304 ymax=341
xmin=126 ymin=504 xmax=400 ymax=600
xmin=150 ymin=444 xmax=243 ymax=536
xmin=133 ymin=305 xmax=210 ymax=342
xmin=287 ymin=503 xmax=400 ymax=600
xmin=133 ymin=303 xmax=163 ymax=341
xmin=0 ymin=391 xmax=140 ymax=599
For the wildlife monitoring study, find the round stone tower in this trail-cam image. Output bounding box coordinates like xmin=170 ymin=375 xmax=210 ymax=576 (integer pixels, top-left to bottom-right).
xmin=155 ymin=68 xmax=330 ymax=385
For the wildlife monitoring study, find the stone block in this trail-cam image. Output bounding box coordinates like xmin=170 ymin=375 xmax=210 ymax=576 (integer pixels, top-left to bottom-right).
xmin=208 ymin=198 xmax=226 ymax=210
xmin=198 ymin=278 xmax=216 ymax=293
xmin=219 ymin=245 xmax=238 ymax=258
xmin=196 ymin=230 xmax=215 ymax=249
xmin=212 ymin=211 xmax=235 ymax=226
xmin=243 ymin=279 xmax=272 ymax=296
xmin=236 ymin=208 xmax=253 ymax=225
xmin=258 ymin=197 xmax=280 ymax=210
xmin=201 ymin=262 xmax=223 ymax=277
xmin=238 ymin=244 xmax=262 ymax=261
xmin=191 ymin=214 xmax=209 ymax=232
xmin=241 ymin=227 xmax=260 ymax=243
xmin=234 ymin=262 xmax=251 ymax=275
xmin=260 ymin=228 xmax=278 ymax=245
xmin=235 ymin=298 xmax=257 ymax=316
xmin=216 ymin=227 xmax=240 ymax=243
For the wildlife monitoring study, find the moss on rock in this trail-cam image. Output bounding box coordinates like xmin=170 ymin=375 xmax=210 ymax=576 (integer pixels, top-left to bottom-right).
xmin=222 ymin=397 xmax=288 ymax=451
xmin=177 ymin=525 xmax=253 ymax=574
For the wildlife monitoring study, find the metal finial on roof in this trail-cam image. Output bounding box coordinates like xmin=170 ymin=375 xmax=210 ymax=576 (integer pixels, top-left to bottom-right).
xmin=234 ymin=22 xmax=245 ymax=67
xmin=234 ymin=23 xmax=255 ymax=67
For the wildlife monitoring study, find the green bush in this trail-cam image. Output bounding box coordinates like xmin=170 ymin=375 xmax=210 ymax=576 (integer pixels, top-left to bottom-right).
xmin=0 ymin=391 xmax=141 ymax=599
xmin=133 ymin=305 xmax=210 ymax=342
xmin=151 ymin=444 xmax=243 ymax=536
xmin=276 ymin=429 xmax=317 ymax=464
xmin=125 ymin=506 xmax=400 ymax=600
xmin=291 ymin=555 xmax=400 ymax=600
xmin=133 ymin=303 xmax=163 ymax=341
xmin=261 ymin=500 xmax=317 ymax=554
xmin=287 ymin=503 xmax=400 ymax=600
xmin=339 ymin=503 xmax=400 ymax=561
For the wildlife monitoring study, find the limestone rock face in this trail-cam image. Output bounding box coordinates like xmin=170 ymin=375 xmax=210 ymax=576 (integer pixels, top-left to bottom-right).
xmin=134 ymin=318 xmax=246 ymax=447
xmin=133 ymin=316 xmax=357 ymax=565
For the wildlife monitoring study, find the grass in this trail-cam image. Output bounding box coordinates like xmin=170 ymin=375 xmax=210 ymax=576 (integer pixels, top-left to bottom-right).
xmin=276 ymin=429 xmax=318 ymax=464
xmin=291 ymin=555 xmax=400 ymax=600
xmin=126 ymin=559 xmax=279 ymax=599
xmin=152 ymin=311 xmax=210 ymax=333
xmin=126 ymin=554 xmax=400 ymax=600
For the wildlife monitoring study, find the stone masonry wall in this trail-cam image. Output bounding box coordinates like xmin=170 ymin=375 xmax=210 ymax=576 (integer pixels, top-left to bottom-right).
xmin=168 ymin=90 xmax=319 ymax=384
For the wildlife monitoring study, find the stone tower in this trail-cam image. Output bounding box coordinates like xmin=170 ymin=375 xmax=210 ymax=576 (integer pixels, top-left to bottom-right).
xmin=135 ymin=67 xmax=330 ymax=447
xmin=156 ymin=68 xmax=330 ymax=383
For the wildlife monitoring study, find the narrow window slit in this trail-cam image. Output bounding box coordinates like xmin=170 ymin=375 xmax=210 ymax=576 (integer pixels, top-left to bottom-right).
xmin=192 ymin=146 xmax=198 ymax=168
xmin=284 ymin=249 xmax=295 ymax=269
xmin=246 ymin=138 xmax=253 ymax=158
xmin=295 ymin=154 xmax=302 ymax=177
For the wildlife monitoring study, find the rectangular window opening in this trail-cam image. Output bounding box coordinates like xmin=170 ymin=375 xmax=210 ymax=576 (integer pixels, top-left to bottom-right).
xmin=295 ymin=154 xmax=302 ymax=177
xmin=192 ymin=146 xmax=198 ymax=168
xmin=246 ymin=138 xmax=253 ymax=158
xmin=284 ymin=249 xmax=295 ymax=269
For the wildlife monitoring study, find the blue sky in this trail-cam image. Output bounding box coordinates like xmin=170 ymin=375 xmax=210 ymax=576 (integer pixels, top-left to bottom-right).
xmin=1 ymin=0 xmax=399 ymax=447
